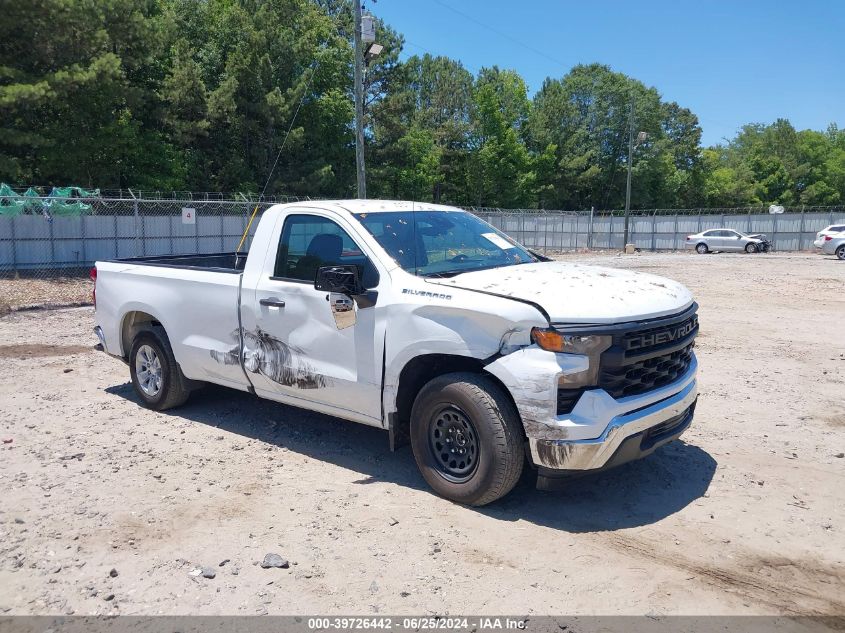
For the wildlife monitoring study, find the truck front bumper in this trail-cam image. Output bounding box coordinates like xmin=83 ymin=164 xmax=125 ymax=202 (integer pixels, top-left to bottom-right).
xmin=484 ymin=346 xmax=698 ymax=480
xmin=530 ymin=380 xmax=697 ymax=486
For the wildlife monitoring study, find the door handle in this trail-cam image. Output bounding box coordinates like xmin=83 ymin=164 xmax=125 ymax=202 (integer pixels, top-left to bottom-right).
xmin=259 ymin=298 xmax=286 ymax=308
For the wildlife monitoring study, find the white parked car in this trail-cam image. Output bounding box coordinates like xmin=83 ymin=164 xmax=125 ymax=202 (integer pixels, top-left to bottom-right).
xmin=813 ymin=224 xmax=845 ymax=248
xmin=685 ymin=228 xmax=770 ymax=254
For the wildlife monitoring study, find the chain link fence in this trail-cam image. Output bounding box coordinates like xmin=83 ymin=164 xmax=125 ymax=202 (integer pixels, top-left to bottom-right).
xmin=469 ymin=206 xmax=845 ymax=253
xmin=0 ymin=196 xmax=277 ymax=279
xmin=2 ymin=194 xmax=844 ymax=281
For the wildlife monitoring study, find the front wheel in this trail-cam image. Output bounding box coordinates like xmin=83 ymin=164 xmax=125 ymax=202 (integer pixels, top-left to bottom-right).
xmin=837 ymin=245 xmax=845 ymax=260
xmin=745 ymin=243 xmax=758 ymax=254
xmin=410 ymin=373 xmax=524 ymax=506
xmin=695 ymin=243 xmax=708 ymax=254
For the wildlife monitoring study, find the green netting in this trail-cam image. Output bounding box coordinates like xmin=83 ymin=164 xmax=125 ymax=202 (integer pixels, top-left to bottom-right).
xmin=0 ymin=184 xmax=100 ymax=216
xmin=21 ymin=187 xmax=43 ymax=213
xmin=49 ymin=201 xmax=92 ymax=215
xmin=0 ymin=184 xmax=27 ymax=215
xmin=45 ymin=186 xmax=99 ymax=215
xmin=45 ymin=186 xmax=100 ymax=198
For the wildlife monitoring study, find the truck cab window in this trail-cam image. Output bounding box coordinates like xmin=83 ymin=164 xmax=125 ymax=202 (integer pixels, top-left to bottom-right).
xmin=354 ymin=210 xmax=536 ymax=277
xmin=274 ymin=214 xmax=378 ymax=287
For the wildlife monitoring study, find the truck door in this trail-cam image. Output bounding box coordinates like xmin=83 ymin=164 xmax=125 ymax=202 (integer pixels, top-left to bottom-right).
xmin=241 ymin=211 xmax=384 ymax=426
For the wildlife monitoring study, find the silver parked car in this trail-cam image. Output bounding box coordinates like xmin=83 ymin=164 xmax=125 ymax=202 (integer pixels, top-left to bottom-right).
xmin=684 ymin=228 xmax=769 ymax=254
xmin=821 ymin=232 xmax=845 ymax=260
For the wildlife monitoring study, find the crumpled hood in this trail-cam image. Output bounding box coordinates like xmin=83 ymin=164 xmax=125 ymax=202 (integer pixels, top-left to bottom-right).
xmin=428 ymin=261 xmax=694 ymax=324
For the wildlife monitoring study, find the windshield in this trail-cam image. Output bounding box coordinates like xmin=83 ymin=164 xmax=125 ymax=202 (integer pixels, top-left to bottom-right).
xmin=354 ymin=210 xmax=536 ymax=277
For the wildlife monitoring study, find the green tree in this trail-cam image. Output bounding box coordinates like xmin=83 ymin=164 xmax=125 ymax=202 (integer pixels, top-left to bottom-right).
xmin=699 ymin=148 xmax=758 ymax=206
xmin=4 ymin=0 xmax=843 ymax=208
xmin=528 ymin=63 xmax=703 ymax=210
xmin=369 ymin=54 xmax=474 ymax=202
xmin=161 ymin=43 xmax=210 ymax=189
xmin=702 ymin=119 xmax=845 ymax=206
xmin=466 ymin=66 xmax=534 ymax=207
xmin=0 ymin=0 xmax=178 ymax=188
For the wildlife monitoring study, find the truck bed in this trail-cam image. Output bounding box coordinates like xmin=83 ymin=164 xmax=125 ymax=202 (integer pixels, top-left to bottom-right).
xmin=108 ymin=252 xmax=246 ymax=273
xmin=95 ymin=252 xmax=249 ymax=390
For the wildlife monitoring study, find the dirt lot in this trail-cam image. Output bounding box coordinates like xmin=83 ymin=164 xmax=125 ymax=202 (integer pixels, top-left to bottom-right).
xmin=0 ymin=277 xmax=91 ymax=314
xmin=0 ymin=252 xmax=843 ymax=617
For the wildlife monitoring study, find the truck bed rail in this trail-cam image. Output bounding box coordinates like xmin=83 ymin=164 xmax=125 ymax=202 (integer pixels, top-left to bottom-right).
xmin=105 ymin=252 xmax=245 ymax=273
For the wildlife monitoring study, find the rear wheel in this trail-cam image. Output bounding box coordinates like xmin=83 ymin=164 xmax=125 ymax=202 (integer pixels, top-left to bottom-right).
xmin=837 ymin=245 xmax=845 ymax=260
xmin=695 ymin=243 xmax=708 ymax=254
xmin=129 ymin=329 xmax=191 ymax=410
xmin=745 ymin=243 xmax=758 ymax=254
xmin=410 ymin=373 xmax=524 ymax=506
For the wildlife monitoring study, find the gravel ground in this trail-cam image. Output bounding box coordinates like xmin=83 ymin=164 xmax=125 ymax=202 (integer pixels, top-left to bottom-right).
xmin=0 ymin=278 xmax=92 ymax=314
xmin=0 ymin=251 xmax=843 ymax=617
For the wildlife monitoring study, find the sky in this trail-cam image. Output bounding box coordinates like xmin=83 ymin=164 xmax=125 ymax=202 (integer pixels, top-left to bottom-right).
xmin=371 ymin=0 xmax=845 ymax=146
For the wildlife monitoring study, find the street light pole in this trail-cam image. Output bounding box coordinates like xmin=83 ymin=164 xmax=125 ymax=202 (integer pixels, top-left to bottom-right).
xmin=353 ymin=1 xmax=366 ymax=199
xmin=623 ymin=96 xmax=634 ymax=247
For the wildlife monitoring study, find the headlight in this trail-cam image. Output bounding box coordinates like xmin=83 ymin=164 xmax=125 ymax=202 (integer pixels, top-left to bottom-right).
xmin=531 ymin=328 xmax=611 ymax=355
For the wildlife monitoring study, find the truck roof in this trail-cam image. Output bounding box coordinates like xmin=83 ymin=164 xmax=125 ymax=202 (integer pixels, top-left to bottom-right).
xmin=271 ymin=199 xmax=466 ymax=215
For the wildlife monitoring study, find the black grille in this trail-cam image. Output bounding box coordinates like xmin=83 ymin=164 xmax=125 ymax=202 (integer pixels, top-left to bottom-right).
xmin=553 ymin=307 xmax=698 ymax=414
xmin=557 ymin=388 xmax=585 ymax=415
xmin=599 ymin=342 xmax=695 ymax=399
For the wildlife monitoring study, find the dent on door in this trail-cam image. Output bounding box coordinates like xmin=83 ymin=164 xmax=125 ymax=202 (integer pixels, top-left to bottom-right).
xmin=209 ymin=327 xmax=327 ymax=389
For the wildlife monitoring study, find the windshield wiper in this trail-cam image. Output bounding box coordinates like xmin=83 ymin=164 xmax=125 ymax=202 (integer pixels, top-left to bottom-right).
xmin=421 ymin=270 xmax=467 ymax=278
xmin=422 ymin=264 xmax=508 ymax=278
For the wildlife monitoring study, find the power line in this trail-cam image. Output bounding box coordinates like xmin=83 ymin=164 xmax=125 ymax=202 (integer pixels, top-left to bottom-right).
xmin=429 ymin=0 xmax=569 ymax=71
xmin=402 ymin=40 xmax=433 ymax=54
xmin=402 ymin=39 xmax=482 ymax=73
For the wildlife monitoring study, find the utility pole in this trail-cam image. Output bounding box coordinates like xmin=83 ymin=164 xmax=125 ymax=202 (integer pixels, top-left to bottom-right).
xmin=623 ymin=96 xmax=634 ymax=247
xmin=353 ymin=1 xmax=366 ymax=199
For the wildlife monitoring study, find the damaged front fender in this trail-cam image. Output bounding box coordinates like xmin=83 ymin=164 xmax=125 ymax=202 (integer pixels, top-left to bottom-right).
xmin=485 ymin=347 xmax=588 ymax=440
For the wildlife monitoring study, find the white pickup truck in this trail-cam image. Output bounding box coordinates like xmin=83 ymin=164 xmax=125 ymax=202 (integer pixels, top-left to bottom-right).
xmin=93 ymin=200 xmax=699 ymax=505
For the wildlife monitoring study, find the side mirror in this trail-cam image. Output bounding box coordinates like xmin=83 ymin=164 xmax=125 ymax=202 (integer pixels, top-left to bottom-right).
xmin=315 ymin=265 xmax=363 ymax=296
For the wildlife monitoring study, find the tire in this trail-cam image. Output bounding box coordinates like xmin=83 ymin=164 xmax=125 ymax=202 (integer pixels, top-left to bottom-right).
xmin=695 ymin=243 xmax=708 ymax=254
xmin=129 ymin=328 xmax=191 ymax=410
xmin=837 ymin=245 xmax=845 ymax=261
xmin=745 ymin=243 xmax=757 ymax=254
xmin=410 ymin=372 xmax=524 ymax=506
